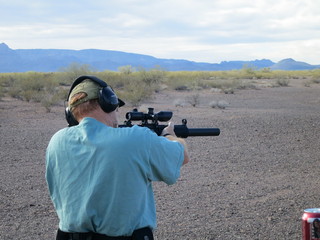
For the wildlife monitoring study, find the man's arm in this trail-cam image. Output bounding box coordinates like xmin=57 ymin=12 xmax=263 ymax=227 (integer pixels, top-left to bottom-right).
xmin=161 ymin=122 xmax=190 ymax=165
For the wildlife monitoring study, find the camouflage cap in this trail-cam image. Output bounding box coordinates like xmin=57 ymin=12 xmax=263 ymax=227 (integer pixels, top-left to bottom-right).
xmin=68 ymin=80 xmax=101 ymax=109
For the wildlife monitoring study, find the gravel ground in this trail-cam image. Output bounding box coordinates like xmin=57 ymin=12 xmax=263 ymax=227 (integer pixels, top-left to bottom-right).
xmin=0 ymin=79 xmax=319 ymax=240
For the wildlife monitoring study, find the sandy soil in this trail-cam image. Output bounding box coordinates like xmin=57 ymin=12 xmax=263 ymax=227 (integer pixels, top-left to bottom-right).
xmin=1 ymin=79 xmax=320 ymax=240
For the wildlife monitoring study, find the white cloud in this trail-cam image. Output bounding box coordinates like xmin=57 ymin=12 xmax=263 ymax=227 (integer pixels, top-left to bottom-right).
xmin=0 ymin=0 xmax=319 ymax=64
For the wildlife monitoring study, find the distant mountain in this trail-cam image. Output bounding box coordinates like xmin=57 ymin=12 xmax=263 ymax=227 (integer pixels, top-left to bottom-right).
xmin=270 ymin=58 xmax=320 ymax=70
xmin=0 ymin=43 xmax=319 ymax=72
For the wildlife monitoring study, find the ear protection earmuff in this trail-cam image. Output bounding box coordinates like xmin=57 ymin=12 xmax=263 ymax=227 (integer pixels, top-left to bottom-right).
xmin=65 ymin=75 xmax=122 ymax=126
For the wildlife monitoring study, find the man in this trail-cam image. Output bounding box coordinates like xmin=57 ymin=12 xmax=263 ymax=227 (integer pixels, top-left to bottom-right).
xmin=46 ymin=76 xmax=189 ymax=240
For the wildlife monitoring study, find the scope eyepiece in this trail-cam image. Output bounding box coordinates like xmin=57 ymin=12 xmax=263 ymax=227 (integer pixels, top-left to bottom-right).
xmin=126 ymin=112 xmax=145 ymax=121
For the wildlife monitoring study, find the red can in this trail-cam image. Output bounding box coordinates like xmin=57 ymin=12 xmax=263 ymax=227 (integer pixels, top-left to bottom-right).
xmin=302 ymin=209 xmax=320 ymax=240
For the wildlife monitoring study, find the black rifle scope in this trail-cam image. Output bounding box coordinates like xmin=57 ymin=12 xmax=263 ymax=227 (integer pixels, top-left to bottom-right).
xmin=126 ymin=108 xmax=172 ymax=122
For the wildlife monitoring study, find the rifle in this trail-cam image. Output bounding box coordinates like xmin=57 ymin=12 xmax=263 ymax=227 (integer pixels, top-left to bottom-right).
xmin=118 ymin=108 xmax=220 ymax=138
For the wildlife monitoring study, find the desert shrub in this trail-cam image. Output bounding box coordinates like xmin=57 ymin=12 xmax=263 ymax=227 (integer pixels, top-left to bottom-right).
xmin=3 ymin=72 xmax=65 ymax=109
xmin=239 ymin=64 xmax=257 ymax=79
xmin=95 ymin=71 xmax=124 ymax=89
xmin=223 ymin=88 xmax=235 ymax=94
xmin=137 ymin=67 xmax=166 ymax=91
xmin=253 ymin=68 xmax=274 ymax=79
xmin=118 ymin=65 xmax=135 ymax=75
xmin=0 ymin=75 xmax=10 ymax=100
xmin=165 ymin=71 xmax=262 ymax=92
xmin=275 ymin=78 xmax=290 ymax=87
xmin=58 ymin=62 xmax=96 ymax=85
xmin=173 ymin=99 xmax=185 ymax=107
xmin=208 ymin=79 xmax=236 ymax=90
xmin=0 ymin=74 xmax=14 ymax=96
xmin=312 ymin=78 xmax=320 ymax=84
xmin=41 ymin=92 xmax=62 ymax=112
xmin=117 ymin=76 xmax=154 ymax=107
xmin=7 ymin=72 xmax=46 ymax=101
xmin=0 ymin=85 xmax=4 ymax=100
xmin=175 ymin=85 xmax=189 ymax=91
xmin=100 ymin=66 xmax=165 ymax=92
xmin=209 ymin=100 xmax=218 ymax=108
xmin=165 ymin=72 xmax=197 ymax=90
xmin=206 ymin=78 xmax=251 ymax=93
xmin=209 ymin=100 xmax=229 ymax=109
xmin=310 ymin=69 xmax=320 ymax=84
xmin=304 ymin=81 xmax=312 ymax=87
xmin=187 ymin=93 xmax=200 ymax=107
xmin=113 ymin=67 xmax=166 ymax=106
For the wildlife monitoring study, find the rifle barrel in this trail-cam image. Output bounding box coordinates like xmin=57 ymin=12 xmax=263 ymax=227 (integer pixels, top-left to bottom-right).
xmin=187 ymin=128 xmax=220 ymax=137
xmin=174 ymin=125 xmax=220 ymax=138
xmin=119 ymin=124 xmax=220 ymax=138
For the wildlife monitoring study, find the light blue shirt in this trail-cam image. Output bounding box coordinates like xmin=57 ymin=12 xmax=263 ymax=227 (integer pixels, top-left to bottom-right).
xmin=46 ymin=117 xmax=184 ymax=236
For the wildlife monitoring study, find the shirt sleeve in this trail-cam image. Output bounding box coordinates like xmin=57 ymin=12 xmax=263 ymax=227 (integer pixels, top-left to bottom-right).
xmin=146 ymin=130 xmax=185 ymax=185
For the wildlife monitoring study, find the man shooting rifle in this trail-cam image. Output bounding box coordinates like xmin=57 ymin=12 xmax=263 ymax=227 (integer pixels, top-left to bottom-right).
xmin=46 ymin=76 xmax=190 ymax=240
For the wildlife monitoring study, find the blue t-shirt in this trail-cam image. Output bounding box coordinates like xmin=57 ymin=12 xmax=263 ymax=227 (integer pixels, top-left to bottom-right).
xmin=46 ymin=117 xmax=184 ymax=236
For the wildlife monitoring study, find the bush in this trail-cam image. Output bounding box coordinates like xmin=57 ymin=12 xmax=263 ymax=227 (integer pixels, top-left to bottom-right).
xmin=137 ymin=67 xmax=165 ymax=91
xmin=41 ymin=92 xmax=62 ymax=112
xmin=210 ymin=100 xmax=229 ymax=109
xmin=173 ymin=99 xmax=185 ymax=107
xmin=6 ymin=72 xmax=46 ymax=101
xmin=187 ymin=93 xmax=200 ymax=107
xmin=118 ymin=76 xmax=154 ymax=107
xmin=118 ymin=65 xmax=135 ymax=74
xmin=0 ymin=85 xmax=4 ymax=100
xmin=311 ymin=69 xmax=320 ymax=84
xmin=58 ymin=62 xmax=96 ymax=85
xmin=275 ymin=78 xmax=290 ymax=87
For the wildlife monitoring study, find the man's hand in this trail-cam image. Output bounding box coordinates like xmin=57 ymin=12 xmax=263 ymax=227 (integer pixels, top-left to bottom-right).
xmin=161 ymin=122 xmax=176 ymax=137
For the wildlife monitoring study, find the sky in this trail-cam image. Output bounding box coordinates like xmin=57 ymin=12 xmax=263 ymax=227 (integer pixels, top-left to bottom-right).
xmin=0 ymin=0 xmax=319 ymax=64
